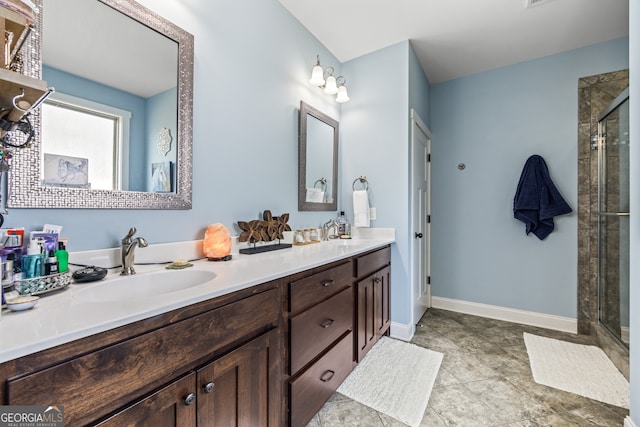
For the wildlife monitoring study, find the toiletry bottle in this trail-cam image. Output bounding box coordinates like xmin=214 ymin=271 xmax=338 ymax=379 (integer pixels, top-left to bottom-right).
xmin=44 ymin=250 xmax=59 ymax=275
xmin=337 ymin=211 xmax=350 ymax=238
xmin=55 ymin=242 xmax=69 ymax=273
xmin=22 ymin=238 xmax=44 ymax=279
xmin=0 ymin=249 xmax=12 ymax=288
xmin=1 ymin=251 xmax=14 ymax=288
xmin=344 ymin=222 xmax=351 ymax=239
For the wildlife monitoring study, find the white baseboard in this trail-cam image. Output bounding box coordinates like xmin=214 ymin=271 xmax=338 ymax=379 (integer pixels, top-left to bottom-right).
xmin=625 ymin=416 xmax=638 ymax=427
xmin=431 ymin=297 xmax=577 ymax=334
xmin=390 ymin=321 xmax=415 ymax=342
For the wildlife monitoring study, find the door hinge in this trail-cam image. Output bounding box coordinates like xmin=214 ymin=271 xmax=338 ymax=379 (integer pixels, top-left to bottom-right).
xmin=427 ymin=154 xmax=431 ymax=162
xmin=427 ymin=276 xmax=431 ymax=285
xmin=427 ymin=215 xmax=431 ymax=224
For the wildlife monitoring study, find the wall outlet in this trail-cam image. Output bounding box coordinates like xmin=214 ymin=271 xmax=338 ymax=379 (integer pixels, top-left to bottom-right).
xmin=369 ymin=207 xmax=376 ymax=220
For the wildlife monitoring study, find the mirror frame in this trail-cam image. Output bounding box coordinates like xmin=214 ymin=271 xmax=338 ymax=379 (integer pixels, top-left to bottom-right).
xmin=8 ymin=0 xmax=194 ymax=209
xmin=298 ymin=101 xmax=338 ymax=212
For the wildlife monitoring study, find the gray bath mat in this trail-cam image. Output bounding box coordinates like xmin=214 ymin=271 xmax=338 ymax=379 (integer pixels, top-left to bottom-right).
xmin=524 ymin=333 xmax=629 ymax=409
xmin=337 ymin=336 xmax=443 ymax=427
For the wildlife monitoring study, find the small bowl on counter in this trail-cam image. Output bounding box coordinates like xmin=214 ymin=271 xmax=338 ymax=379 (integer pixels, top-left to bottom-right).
xmin=5 ymin=295 xmax=40 ymax=312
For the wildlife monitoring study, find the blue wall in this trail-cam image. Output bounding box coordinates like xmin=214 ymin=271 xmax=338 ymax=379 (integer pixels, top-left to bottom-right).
xmin=430 ymin=37 xmax=629 ymax=319
xmin=145 ymin=87 xmax=178 ymax=192
xmin=9 ymin=0 xmax=342 ymax=251
xmin=409 ymin=43 xmax=430 ymax=128
xmin=341 ymin=41 xmax=430 ymax=328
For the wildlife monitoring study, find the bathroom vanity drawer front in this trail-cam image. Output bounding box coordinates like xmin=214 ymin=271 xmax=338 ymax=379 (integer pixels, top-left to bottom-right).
xmin=289 ymin=331 xmax=353 ymax=427
xmin=355 ymin=245 xmax=391 ymax=279
xmin=6 ymin=288 xmax=279 ymax=426
xmin=289 ymin=261 xmax=352 ymax=314
xmin=290 ymin=286 xmax=353 ymax=374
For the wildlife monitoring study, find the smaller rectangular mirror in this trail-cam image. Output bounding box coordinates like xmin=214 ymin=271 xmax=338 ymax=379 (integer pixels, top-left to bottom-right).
xmin=298 ymin=101 xmax=338 ymax=211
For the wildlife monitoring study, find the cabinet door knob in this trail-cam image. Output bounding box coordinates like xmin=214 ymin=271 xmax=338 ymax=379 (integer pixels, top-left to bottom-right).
xmin=320 ymin=370 xmax=335 ymax=382
xmin=321 ymin=280 xmax=334 ymax=287
xmin=184 ymin=393 xmax=196 ymax=406
xmin=415 ymin=232 xmax=423 ymax=239
xmin=373 ymin=277 xmax=382 ymax=284
xmin=203 ymin=382 xmax=214 ymax=394
xmin=319 ymin=318 xmax=335 ymax=328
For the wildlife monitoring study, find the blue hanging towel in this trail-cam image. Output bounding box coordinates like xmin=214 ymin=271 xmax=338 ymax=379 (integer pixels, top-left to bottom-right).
xmin=513 ymin=155 xmax=572 ymax=240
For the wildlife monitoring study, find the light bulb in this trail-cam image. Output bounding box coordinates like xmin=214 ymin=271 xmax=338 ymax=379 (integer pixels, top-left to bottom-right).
xmin=324 ymin=75 xmax=338 ymax=95
xmin=309 ymin=65 xmax=325 ymax=86
xmin=336 ymin=85 xmax=350 ymax=103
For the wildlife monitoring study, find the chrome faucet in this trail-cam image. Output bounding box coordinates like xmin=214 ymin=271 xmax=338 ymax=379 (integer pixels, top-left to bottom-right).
xmin=121 ymin=227 xmax=148 ymax=275
xmin=321 ymin=219 xmax=338 ymax=241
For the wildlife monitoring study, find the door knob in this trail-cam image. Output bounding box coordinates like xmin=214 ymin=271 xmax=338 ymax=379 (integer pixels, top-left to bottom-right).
xmin=415 ymin=232 xmax=423 ymax=239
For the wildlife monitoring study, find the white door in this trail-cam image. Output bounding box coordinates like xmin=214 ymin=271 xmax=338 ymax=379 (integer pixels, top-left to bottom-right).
xmin=410 ymin=109 xmax=431 ymax=326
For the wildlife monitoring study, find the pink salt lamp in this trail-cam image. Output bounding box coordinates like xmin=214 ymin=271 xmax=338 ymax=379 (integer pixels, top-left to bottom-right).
xmin=203 ymin=223 xmax=232 ymax=261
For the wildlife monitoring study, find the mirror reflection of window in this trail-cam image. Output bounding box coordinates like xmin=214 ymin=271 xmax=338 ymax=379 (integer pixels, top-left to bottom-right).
xmin=41 ymin=94 xmax=131 ymax=191
xmin=306 ymin=115 xmax=335 ymax=203
xmin=41 ymin=0 xmax=179 ymax=194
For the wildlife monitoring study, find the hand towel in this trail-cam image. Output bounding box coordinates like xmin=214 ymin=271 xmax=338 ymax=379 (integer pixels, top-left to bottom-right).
xmin=306 ymin=188 xmax=325 ymax=203
xmin=353 ymin=190 xmax=370 ymax=227
xmin=513 ymin=155 xmax=572 ymax=240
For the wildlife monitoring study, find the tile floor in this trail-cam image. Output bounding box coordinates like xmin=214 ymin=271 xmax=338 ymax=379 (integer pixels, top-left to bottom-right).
xmin=307 ymin=308 xmax=629 ymax=426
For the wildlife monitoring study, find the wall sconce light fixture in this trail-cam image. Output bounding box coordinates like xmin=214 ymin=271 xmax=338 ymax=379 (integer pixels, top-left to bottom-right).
xmin=309 ymin=55 xmax=350 ymax=103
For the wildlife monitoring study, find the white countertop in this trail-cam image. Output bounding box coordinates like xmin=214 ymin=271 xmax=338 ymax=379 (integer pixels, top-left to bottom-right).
xmin=0 ymin=232 xmax=394 ymax=363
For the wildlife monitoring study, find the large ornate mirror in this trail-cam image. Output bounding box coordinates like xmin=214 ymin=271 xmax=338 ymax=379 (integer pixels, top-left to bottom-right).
xmin=298 ymin=101 xmax=338 ymax=211
xmin=8 ymin=0 xmax=194 ymax=209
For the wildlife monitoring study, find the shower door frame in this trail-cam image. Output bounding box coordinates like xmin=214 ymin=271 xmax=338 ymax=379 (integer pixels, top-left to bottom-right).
xmin=596 ymin=87 xmax=630 ymax=347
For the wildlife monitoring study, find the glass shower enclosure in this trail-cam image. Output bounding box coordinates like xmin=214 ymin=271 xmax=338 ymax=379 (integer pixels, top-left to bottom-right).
xmin=597 ymin=87 xmax=630 ymax=347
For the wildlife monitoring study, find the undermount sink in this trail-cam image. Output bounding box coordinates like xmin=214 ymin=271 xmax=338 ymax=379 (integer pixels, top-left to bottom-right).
xmin=73 ymin=269 xmax=216 ymax=303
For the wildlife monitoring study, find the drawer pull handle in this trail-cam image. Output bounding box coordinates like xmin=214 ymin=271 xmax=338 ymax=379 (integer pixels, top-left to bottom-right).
xmin=184 ymin=393 xmax=196 ymax=406
xmin=203 ymin=382 xmax=214 ymax=394
xmin=320 ymin=318 xmax=335 ymax=328
xmin=320 ymin=370 xmax=335 ymax=382
xmin=321 ymin=280 xmax=334 ymax=287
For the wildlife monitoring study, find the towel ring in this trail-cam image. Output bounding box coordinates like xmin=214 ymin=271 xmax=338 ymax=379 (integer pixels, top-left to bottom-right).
xmin=314 ymin=177 xmax=327 ymax=191
xmin=352 ymin=176 xmax=368 ymax=191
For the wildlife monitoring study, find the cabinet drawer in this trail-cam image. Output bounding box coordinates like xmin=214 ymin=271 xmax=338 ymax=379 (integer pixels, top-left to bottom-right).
xmin=289 ymin=261 xmax=352 ymax=314
xmin=290 ymin=287 xmax=353 ymax=374
xmin=355 ymin=246 xmax=390 ymax=278
xmin=6 ymin=288 xmax=279 ymax=426
xmin=290 ymin=331 xmax=353 ymax=427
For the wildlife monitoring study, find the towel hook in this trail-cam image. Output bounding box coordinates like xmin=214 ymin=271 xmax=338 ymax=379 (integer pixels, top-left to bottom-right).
xmin=12 ymin=90 xmax=27 ymax=111
xmin=352 ymin=176 xmax=368 ymax=191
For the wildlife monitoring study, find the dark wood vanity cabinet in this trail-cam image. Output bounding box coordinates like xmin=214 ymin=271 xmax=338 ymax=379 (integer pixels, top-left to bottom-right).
xmin=0 ymin=281 xmax=284 ymax=427
xmin=0 ymin=244 xmax=392 ymax=426
xmin=287 ymin=260 xmax=355 ymax=427
xmin=195 ymin=329 xmax=279 ymax=426
xmin=355 ymin=246 xmax=391 ymax=362
xmin=96 ymin=329 xmax=280 ymax=427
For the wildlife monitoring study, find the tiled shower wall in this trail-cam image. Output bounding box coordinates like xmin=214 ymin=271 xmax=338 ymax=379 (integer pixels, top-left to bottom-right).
xmin=577 ymin=69 xmax=628 ymax=374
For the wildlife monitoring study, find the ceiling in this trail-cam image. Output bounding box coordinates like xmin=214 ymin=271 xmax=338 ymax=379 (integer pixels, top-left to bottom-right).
xmin=277 ymin=0 xmax=629 ymax=84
